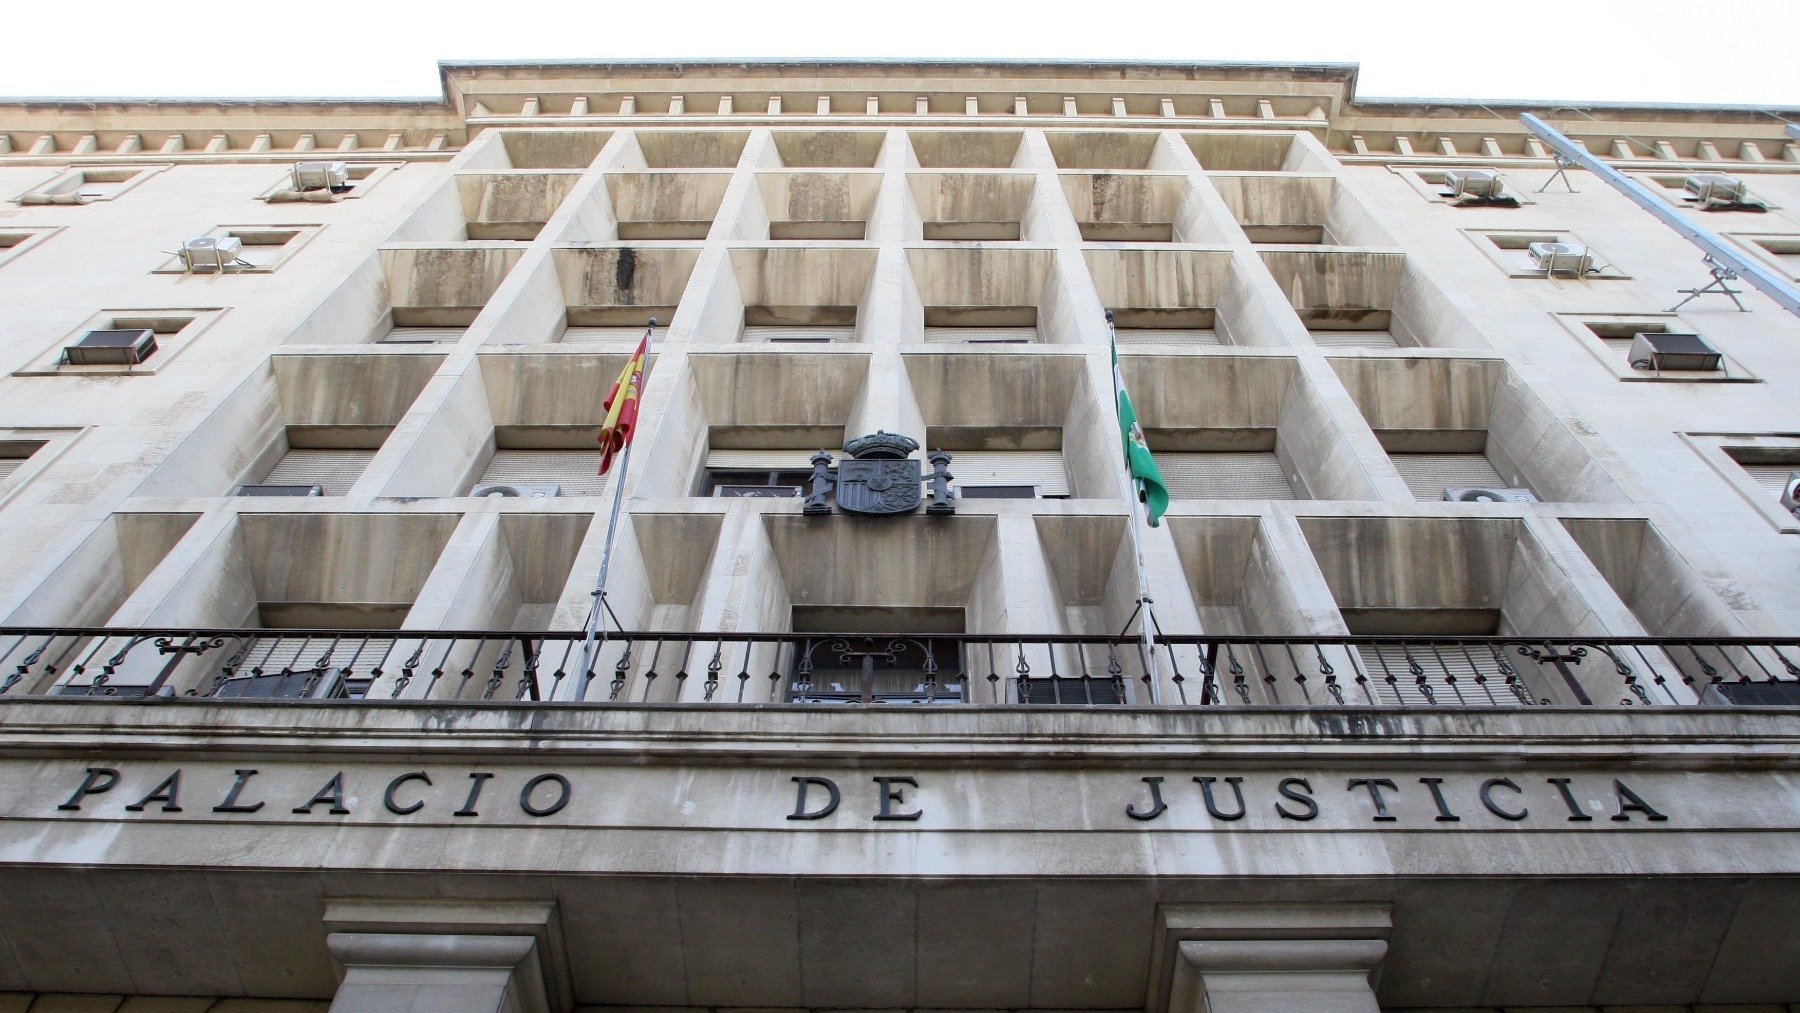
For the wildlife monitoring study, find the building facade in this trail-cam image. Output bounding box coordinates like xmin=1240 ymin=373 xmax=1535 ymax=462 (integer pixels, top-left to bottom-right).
xmin=0 ymin=60 xmax=1797 ymax=1011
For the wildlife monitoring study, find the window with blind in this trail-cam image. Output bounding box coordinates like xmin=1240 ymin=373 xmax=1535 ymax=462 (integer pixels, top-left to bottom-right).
xmin=1390 ymin=453 xmax=1509 ymax=501
xmin=1114 ymin=328 xmax=1220 ymax=345
xmin=741 ymin=325 xmax=855 ymax=344
xmin=478 ymin=450 xmax=611 ymax=496
xmin=949 ymin=450 xmax=1069 ymax=498
xmin=263 ymin=450 xmax=376 ymax=496
xmin=924 ymin=327 xmax=1037 ymax=344
xmin=1157 ymin=452 xmax=1294 ymax=500
xmin=1309 ymin=330 xmax=1399 ymax=348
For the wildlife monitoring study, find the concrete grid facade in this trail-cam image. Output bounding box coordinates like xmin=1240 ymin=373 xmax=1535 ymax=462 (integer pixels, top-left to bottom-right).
xmin=0 ymin=61 xmax=1795 ymax=1012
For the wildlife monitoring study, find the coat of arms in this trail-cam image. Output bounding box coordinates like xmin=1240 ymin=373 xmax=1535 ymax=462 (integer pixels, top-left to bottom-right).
xmin=803 ymin=431 xmax=955 ymax=517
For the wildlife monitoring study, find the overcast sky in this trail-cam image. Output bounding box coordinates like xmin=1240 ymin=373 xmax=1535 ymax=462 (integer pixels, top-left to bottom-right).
xmin=3 ymin=0 xmax=1796 ymax=108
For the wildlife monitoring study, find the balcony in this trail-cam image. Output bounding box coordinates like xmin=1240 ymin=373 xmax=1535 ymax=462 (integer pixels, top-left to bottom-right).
xmin=4 ymin=627 xmax=1796 ymax=708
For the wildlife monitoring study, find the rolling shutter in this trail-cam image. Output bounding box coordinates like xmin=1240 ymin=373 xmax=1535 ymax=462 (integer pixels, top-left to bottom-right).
xmin=705 ymin=449 xmax=824 ymax=470
xmin=1310 ymin=330 xmax=1398 ymax=348
xmin=1157 ymin=452 xmax=1293 ymax=500
xmin=1739 ymin=463 xmax=1798 ymax=497
xmin=924 ymin=327 xmax=1037 ymax=344
xmin=264 ymin=450 xmax=374 ymax=496
xmin=1358 ymin=643 xmax=1517 ymax=706
xmin=741 ymin=326 xmax=855 ymax=343
xmin=0 ymin=459 xmax=23 ymax=482
xmin=949 ymin=451 xmax=1069 ymax=497
xmin=480 ymin=450 xmax=610 ymax=496
xmin=1114 ymin=329 xmax=1220 ymax=345
xmin=562 ymin=327 xmax=647 ymax=343
xmin=1390 ymin=453 xmax=1506 ymax=501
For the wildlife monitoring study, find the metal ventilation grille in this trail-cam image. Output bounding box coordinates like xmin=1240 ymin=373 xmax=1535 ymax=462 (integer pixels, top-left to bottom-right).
xmin=1357 ymin=643 xmax=1517 ymax=706
xmin=264 ymin=450 xmax=375 ymax=496
xmin=1115 ymin=329 xmax=1220 ymax=345
xmin=924 ymin=327 xmax=1038 ymax=344
xmin=1739 ymin=463 xmax=1799 ymax=496
xmin=741 ymin=326 xmax=855 ymax=343
xmin=380 ymin=326 xmax=465 ymax=344
xmin=1391 ymin=453 xmax=1507 ymax=500
xmin=1157 ymin=452 xmax=1294 ymax=500
xmin=481 ymin=450 xmax=609 ymax=496
xmin=1310 ymin=331 xmax=1399 ymax=348
xmin=706 ymin=449 xmax=824 ymax=470
xmin=949 ymin=451 xmax=1069 ymax=497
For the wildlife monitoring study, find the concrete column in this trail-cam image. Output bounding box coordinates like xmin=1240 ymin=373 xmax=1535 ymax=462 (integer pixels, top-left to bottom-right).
xmin=327 ymin=932 xmax=548 ymax=1013
xmin=1169 ymin=938 xmax=1386 ymax=1013
xmin=1150 ymin=904 xmax=1390 ymax=1013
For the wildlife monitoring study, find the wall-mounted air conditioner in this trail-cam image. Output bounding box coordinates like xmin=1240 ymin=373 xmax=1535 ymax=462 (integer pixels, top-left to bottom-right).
xmin=1682 ymin=173 xmax=1761 ymax=210
xmin=1444 ymin=487 xmax=1538 ymax=503
xmin=1444 ymin=168 xmax=1507 ymax=201
xmin=1528 ymin=242 xmax=1592 ymax=277
xmin=292 ymin=161 xmax=349 ymax=193
xmin=472 ymin=483 xmax=561 ymax=498
xmin=1627 ymin=331 xmax=1723 ymax=372
xmin=63 ymin=328 xmax=157 ymax=366
xmin=233 ymin=484 xmax=324 ymax=497
xmin=179 ymin=236 xmax=245 ymax=273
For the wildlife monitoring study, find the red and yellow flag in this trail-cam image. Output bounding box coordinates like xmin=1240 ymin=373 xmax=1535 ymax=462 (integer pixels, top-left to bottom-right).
xmin=596 ymin=336 xmax=648 ymax=476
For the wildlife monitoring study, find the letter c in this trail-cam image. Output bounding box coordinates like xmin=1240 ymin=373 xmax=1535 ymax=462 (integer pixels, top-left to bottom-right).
xmin=1480 ymin=777 xmax=1528 ymax=821
xmin=383 ymin=772 xmax=431 ymax=815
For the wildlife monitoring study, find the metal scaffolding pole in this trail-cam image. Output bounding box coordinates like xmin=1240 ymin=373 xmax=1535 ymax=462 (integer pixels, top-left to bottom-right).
xmin=1518 ymin=112 xmax=1800 ymax=319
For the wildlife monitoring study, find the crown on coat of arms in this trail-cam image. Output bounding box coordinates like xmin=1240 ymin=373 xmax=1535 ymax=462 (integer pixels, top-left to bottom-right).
xmin=842 ymin=430 xmax=920 ymax=460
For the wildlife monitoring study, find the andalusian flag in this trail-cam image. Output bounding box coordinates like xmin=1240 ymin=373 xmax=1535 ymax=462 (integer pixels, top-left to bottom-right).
xmin=1110 ymin=326 xmax=1169 ymax=527
xmin=596 ymin=334 xmax=649 ymax=476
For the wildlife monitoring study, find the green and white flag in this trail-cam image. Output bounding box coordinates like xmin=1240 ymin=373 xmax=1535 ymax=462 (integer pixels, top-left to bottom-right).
xmin=1110 ymin=330 xmax=1169 ymax=527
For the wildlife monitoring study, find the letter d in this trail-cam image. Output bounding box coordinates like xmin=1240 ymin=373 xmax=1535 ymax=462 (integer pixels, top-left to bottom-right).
xmin=787 ymin=776 xmax=840 ymax=820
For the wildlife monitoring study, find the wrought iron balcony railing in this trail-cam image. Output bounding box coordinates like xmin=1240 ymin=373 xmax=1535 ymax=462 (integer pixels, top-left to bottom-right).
xmin=2 ymin=627 xmax=1798 ymax=708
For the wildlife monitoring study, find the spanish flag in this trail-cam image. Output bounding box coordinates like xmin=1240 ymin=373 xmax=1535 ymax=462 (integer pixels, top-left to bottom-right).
xmin=596 ymin=336 xmax=648 ymax=476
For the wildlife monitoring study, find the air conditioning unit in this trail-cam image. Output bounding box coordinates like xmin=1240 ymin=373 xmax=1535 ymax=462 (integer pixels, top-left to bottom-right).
xmin=472 ymin=483 xmax=561 ymax=498
xmin=63 ymin=328 xmax=158 ymax=366
xmin=1683 ymin=173 xmax=1749 ymax=207
xmin=1627 ymin=331 xmax=1723 ymax=372
xmin=233 ymin=484 xmax=323 ymax=497
xmin=1444 ymin=168 xmax=1503 ymax=199
xmin=1444 ymin=487 xmax=1539 ymax=504
xmin=179 ymin=236 xmax=245 ymax=272
xmin=714 ymin=485 xmax=803 ymax=498
xmin=1779 ymin=473 xmax=1800 ymax=517
xmin=291 ymin=160 xmax=350 ymax=193
xmin=1528 ymin=242 xmax=1593 ymax=276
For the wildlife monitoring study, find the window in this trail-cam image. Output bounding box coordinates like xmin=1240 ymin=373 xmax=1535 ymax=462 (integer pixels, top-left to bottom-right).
xmin=1157 ymin=452 xmax=1295 ymax=500
xmin=17 ymin=309 xmax=224 ymax=376
xmin=706 ymin=470 xmax=811 ymax=497
xmin=261 ymin=162 xmax=398 ymax=202
xmin=15 ymin=165 xmax=162 ymax=205
xmin=1114 ymin=327 xmax=1220 ymax=345
xmin=1728 ymin=234 xmax=1800 ymax=282
xmin=1464 ymin=229 xmax=1626 ymax=280
xmin=1557 ymin=313 xmax=1751 ymax=384
xmin=379 ymin=326 xmax=466 ymax=345
xmin=1389 ymin=452 xmax=1514 ymax=502
xmin=0 ymin=227 xmax=59 ymax=270
xmin=957 ymin=485 xmax=1038 ymax=499
xmin=945 ymin=450 xmax=1069 ymax=498
xmin=0 ymin=429 xmax=77 ymax=501
xmin=1390 ymin=166 xmax=1529 ymax=207
xmin=154 ymin=226 xmax=321 ymax=274
xmin=475 ymin=449 xmax=610 ymax=497
xmin=924 ymin=326 xmax=1037 ymax=344
xmin=0 ymin=440 xmax=46 ymax=485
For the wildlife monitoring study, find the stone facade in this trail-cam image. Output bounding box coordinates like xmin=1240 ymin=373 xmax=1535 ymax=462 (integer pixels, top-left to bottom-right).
xmin=0 ymin=61 xmax=1796 ymax=1012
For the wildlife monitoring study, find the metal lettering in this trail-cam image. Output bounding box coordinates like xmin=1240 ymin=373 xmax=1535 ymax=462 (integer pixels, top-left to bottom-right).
xmin=873 ymin=776 xmax=922 ymax=821
xmin=787 ymin=776 xmax=840 ymax=820
xmin=1275 ymin=777 xmax=1318 ymax=821
xmin=292 ymin=772 xmax=351 ymax=815
xmin=454 ymin=772 xmax=495 ymax=817
xmin=56 ymin=767 xmax=120 ymax=811
xmin=1126 ymin=776 xmax=1168 ymax=821
xmin=1346 ymin=778 xmax=1399 ymax=821
xmin=125 ymin=770 xmax=183 ymax=813
xmin=1546 ymin=777 xmax=1594 ymax=822
xmin=1479 ymin=778 xmax=1528 ymax=821
xmin=383 ymin=772 xmax=431 ymax=816
xmin=1610 ymin=778 xmax=1670 ymax=822
xmin=1419 ymin=777 xmax=1460 ymax=822
xmin=1194 ymin=776 xmax=1247 ymax=821
xmin=519 ymin=773 xmax=572 ymax=818
xmin=212 ymin=769 xmax=265 ymax=813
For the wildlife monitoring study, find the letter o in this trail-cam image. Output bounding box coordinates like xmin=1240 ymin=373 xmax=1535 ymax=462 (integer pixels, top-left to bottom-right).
xmin=519 ymin=773 xmax=572 ymax=818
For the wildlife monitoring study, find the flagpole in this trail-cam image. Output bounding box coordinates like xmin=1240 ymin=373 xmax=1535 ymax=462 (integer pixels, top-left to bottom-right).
xmin=574 ymin=318 xmax=655 ymax=699
xmin=1106 ymin=311 xmax=1161 ymax=703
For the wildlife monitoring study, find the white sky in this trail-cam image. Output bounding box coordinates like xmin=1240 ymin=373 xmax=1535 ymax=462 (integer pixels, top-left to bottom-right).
xmin=3 ymin=0 xmax=1796 ymax=108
